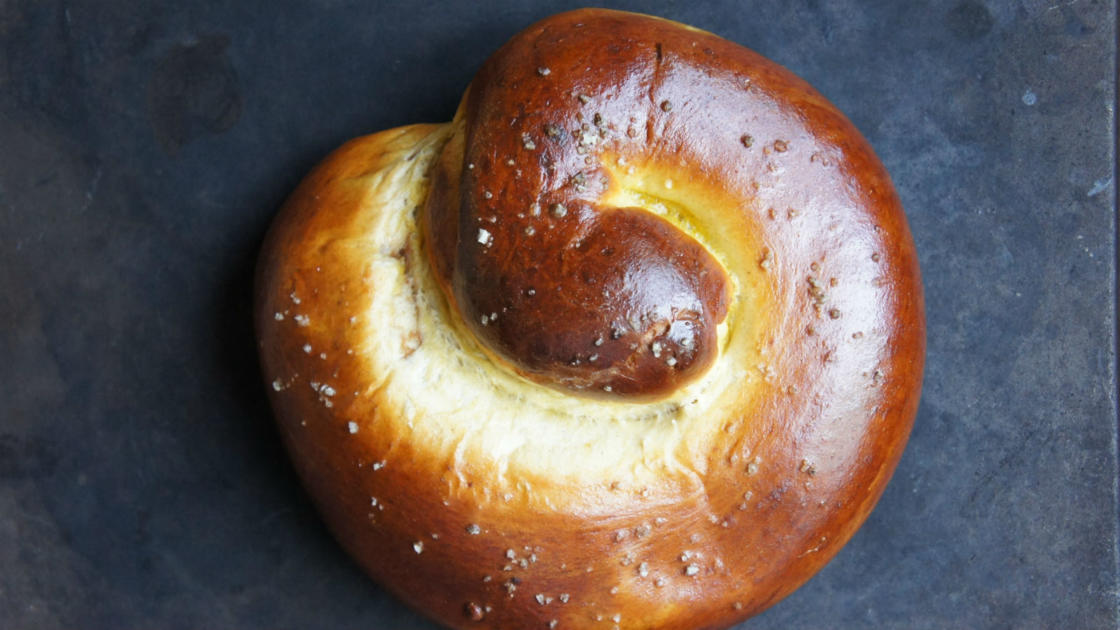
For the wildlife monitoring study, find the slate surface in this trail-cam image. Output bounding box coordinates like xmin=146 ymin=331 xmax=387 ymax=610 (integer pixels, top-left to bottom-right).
xmin=1 ymin=1 xmax=1116 ymax=628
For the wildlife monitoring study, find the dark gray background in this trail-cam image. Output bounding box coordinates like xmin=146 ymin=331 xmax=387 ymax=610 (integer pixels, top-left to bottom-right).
xmin=1 ymin=1 xmax=1116 ymax=628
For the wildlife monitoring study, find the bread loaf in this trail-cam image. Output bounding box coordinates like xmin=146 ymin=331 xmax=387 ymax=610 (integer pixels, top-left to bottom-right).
xmin=256 ymin=9 xmax=924 ymax=629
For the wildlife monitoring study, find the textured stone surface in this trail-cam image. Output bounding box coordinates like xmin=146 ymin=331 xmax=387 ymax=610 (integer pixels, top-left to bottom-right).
xmin=0 ymin=1 xmax=1115 ymax=628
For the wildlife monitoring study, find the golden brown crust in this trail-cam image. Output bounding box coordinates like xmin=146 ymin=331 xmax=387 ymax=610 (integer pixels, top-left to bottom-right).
xmin=256 ymin=9 xmax=924 ymax=630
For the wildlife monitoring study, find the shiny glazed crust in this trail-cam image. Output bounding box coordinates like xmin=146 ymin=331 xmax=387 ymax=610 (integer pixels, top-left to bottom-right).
xmin=255 ymin=9 xmax=924 ymax=630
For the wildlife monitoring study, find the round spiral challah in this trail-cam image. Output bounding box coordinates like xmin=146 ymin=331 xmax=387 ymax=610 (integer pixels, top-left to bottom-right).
xmin=256 ymin=8 xmax=924 ymax=629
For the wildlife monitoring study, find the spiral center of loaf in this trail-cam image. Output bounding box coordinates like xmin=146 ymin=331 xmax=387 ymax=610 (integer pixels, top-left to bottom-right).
xmin=434 ymin=196 xmax=728 ymax=399
xmin=421 ymin=17 xmax=741 ymax=400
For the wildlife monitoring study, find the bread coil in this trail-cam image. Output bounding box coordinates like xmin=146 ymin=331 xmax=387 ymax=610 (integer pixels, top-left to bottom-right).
xmin=256 ymin=9 xmax=924 ymax=629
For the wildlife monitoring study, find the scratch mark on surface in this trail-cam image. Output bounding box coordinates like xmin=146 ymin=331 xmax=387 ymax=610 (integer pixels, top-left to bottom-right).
xmin=1046 ymin=0 xmax=1079 ymax=11
xmin=1087 ymin=177 xmax=1111 ymax=198
xmin=79 ymin=167 xmax=103 ymax=213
